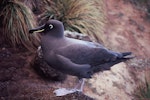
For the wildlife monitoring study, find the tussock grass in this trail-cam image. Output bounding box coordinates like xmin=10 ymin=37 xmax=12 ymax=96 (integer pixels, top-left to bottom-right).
xmin=40 ymin=0 xmax=106 ymax=43
xmin=126 ymin=0 xmax=150 ymax=21
xmin=127 ymin=0 xmax=149 ymax=6
xmin=0 ymin=0 xmax=40 ymax=51
xmin=22 ymin=0 xmax=52 ymax=14
xmin=125 ymin=0 xmax=150 ymax=12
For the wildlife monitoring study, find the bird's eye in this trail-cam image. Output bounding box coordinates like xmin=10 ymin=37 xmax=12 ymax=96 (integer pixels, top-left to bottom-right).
xmin=49 ymin=24 xmax=53 ymax=29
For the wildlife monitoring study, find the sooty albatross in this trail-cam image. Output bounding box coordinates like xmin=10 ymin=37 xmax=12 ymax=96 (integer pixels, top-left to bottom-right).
xmin=29 ymin=20 xmax=133 ymax=96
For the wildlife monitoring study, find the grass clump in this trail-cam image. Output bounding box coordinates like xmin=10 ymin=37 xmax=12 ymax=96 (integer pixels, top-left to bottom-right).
xmin=127 ymin=0 xmax=149 ymax=6
xmin=134 ymin=77 xmax=150 ymax=99
xmin=125 ymin=0 xmax=150 ymax=21
xmin=21 ymin=0 xmax=53 ymax=15
xmin=39 ymin=0 xmax=106 ymax=43
xmin=0 ymin=0 xmax=40 ymax=51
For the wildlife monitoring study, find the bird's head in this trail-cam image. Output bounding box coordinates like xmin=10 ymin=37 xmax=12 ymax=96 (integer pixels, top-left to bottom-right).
xmin=29 ymin=20 xmax=64 ymax=37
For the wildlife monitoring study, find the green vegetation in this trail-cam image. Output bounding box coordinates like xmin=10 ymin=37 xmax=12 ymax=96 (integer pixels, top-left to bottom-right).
xmin=0 ymin=0 xmax=106 ymax=50
xmin=39 ymin=0 xmax=106 ymax=42
xmin=134 ymin=77 xmax=150 ymax=99
xmin=0 ymin=0 xmax=39 ymax=51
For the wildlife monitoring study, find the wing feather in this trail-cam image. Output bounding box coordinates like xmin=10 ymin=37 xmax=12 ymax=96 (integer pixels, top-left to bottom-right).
xmin=54 ymin=43 xmax=117 ymax=66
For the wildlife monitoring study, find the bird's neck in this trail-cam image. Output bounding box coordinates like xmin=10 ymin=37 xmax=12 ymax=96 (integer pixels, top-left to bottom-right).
xmin=41 ymin=35 xmax=64 ymax=54
xmin=50 ymin=32 xmax=64 ymax=38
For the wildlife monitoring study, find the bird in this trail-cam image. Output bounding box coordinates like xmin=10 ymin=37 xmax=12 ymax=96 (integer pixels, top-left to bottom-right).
xmin=29 ymin=20 xmax=133 ymax=96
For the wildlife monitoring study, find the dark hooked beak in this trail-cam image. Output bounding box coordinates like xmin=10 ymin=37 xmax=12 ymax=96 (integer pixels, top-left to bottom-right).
xmin=29 ymin=24 xmax=45 ymax=34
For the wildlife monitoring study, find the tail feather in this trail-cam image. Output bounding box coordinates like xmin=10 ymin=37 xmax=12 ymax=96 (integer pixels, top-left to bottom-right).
xmin=92 ymin=52 xmax=134 ymax=72
xmin=121 ymin=52 xmax=134 ymax=59
xmin=122 ymin=52 xmax=132 ymax=56
xmin=92 ymin=59 xmax=124 ymax=72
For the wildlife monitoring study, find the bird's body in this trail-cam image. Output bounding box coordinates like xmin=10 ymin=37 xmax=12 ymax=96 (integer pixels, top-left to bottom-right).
xmin=29 ymin=20 xmax=133 ymax=96
xmin=40 ymin=29 xmax=131 ymax=78
xmin=42 ymin=36 xmax=104 ymax=66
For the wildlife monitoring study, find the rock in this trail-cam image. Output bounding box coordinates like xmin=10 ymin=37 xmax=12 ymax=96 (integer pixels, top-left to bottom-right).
xmin=32 ymin=55 xmax=67 ymax=82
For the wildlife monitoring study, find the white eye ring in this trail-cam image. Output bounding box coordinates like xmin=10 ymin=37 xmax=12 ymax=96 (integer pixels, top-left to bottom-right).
xmin=49 ymin=24 xmax=53 ymax=29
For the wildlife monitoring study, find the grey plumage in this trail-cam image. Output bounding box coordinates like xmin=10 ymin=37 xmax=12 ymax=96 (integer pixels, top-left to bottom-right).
xmin=29 ymin=20 xmax=133 ymax=79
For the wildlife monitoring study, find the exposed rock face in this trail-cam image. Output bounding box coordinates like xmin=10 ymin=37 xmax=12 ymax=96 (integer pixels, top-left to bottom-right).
xmin=32 ymin=55 xmax=67 ymax=82
xmin=84 ymin=0 xmax=150 ymax=100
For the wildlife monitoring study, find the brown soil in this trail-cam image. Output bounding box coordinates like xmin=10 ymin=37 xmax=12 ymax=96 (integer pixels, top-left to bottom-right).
xmin=0 ymin=47 xmax=94 ymax=100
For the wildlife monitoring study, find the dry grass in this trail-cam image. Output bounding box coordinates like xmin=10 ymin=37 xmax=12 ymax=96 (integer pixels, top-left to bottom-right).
xmin=39 ymin=0 xmax=106 ymax=43
xmin=125 ymin=0 xmax=150 ymax=27
xmin=0 ymin=0 xmax=40 ymax=51
xmin=21 ymin=0 xmax=53 ymax=15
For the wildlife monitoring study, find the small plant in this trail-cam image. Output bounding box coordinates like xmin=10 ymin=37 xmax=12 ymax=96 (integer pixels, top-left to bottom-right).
xmin=0 ymin=0 xmax=40 ymax=51
xmin=134 ymin=77 xmax=150 ymax=99
xmin=39 ymin=0 xmax=106 ymax=43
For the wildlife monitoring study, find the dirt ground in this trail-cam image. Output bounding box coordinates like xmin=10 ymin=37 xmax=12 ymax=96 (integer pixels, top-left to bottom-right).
xmin=0 ymin=0 xmax=150 ymax=100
